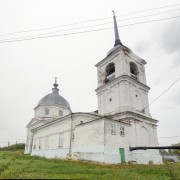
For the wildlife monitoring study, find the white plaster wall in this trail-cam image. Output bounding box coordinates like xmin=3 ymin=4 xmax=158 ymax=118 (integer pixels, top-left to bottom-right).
xmin=29 ymin=114 xmax=106 ymax=163
xmin=105 ymin=121 xmax=129 ymax=147
xmin=31 ymin=149 xmax=69 ymax=159
xmin=74 ymin=119 xmax=104 ymax=147
xmin=28 ymin=114 xmax=162 ymax=164
xmin=71 ymin=118 xmax=122 ymax=164
xmin=129 ymin=150 xmax=162 ymax=164
xmin=104 ymin=119 xmax=162 ymax=164
xmin=32 ymin=118 xmax=71 ymax=153
xmin=104 ymin=89 xmax=118 ymax=114
xmin=124 ymin=52 xmax=147 ymax=85
xmin=97 ymin=80 xmax=150 ymax=116
xmin=24 ymin=130 xmax=33 ymax=154
xmin=104 ymin=120 xmax=130 ymax=163
xmin=72 ymin=115 xmax=96 ymax=128
xmin=34 ymin=105 xmax=71 ymax=119
xmin=96 ymin=49 xmax=147 ymax=88
xmin=96 ymin=47 xmax=151 ymax=116
xmin=97 ymin=78 xmax=151 ymax=116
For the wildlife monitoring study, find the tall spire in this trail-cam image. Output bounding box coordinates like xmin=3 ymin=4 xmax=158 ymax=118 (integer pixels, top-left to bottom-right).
xmin=52 ymin=77 xmax=59 ymax=94
xmin=112 ymin=10 xmax=122 ymax=47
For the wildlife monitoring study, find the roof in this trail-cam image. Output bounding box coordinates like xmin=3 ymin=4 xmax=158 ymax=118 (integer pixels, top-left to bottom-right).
xmin=37 ymin=80 xmax=70 ymax=109
xmin=38 ymin=93 xmax=70 ymax=108
xmin=106 ymin=45 xmax=121 ymax=57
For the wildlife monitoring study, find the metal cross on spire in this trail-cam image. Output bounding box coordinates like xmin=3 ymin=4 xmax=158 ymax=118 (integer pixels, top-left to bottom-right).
xmin=55 ymin=77 xmax=57 ymax=84
xmin=53 ymin=77 xmax=58 ymax=89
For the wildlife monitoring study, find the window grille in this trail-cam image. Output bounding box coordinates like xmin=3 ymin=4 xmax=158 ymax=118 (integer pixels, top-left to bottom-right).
xmin=120 ymin=126 xmax=125 ymax=136
xmin=111 ymin=124 xmax=116 ymax=135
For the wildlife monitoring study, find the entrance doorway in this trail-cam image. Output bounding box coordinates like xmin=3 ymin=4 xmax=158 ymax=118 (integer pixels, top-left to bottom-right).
xmin=119 ymin=148 xmax=125 ymax=163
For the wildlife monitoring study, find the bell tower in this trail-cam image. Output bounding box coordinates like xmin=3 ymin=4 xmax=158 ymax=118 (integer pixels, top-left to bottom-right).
xmin=95 ymin=12 xmax=151 ymax=117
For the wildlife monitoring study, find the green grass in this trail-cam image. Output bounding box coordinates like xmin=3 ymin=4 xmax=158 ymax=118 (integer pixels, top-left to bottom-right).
xmin=0 ymin=151 xmax=179 ymax=179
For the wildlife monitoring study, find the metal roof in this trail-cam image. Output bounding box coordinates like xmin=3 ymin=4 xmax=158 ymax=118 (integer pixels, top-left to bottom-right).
xmin=37 ymin=79 xmax=70 ymax=109
xmin=38 ymin=93 xmax=70 ymax=108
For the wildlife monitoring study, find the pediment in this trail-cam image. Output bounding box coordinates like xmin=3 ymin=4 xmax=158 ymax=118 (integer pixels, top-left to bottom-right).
xmin=27 ymin=118 xmax=45 ymax=129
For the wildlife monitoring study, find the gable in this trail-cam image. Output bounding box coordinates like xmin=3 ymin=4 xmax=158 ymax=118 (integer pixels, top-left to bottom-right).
xmin=27 ymin=118 xmax=46 ymax=129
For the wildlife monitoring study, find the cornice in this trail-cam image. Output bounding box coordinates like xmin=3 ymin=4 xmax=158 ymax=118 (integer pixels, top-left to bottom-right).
xmin=95 ymin=47 xmax=121 ymax=67
xmin=95 ymin=75 xmax=150 ymax=92
xmin=30 ymin=112 xmax=103 ymax=132
xmin=110 ymin=111 xmax=158 ymax=123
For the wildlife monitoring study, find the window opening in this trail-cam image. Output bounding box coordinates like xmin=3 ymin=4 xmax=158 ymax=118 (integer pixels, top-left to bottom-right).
xmin=58 ymin=133 xmax=64 ymax=148
xmin=106 ymin=63 xmax=115 ymax=76
xmin=130 ymin=62 xmax=138 ymax=80
xmin=59 ymin=110 xmax=63 ymax=116
xmin=111 ymin=124 xmax=116 ymax=135
xmin=120 ymin=126 xmax=125 ymax=136
xmin=104 ymin=63 xmax=115 ymax=83
xmin=72 ymin=133 xmax=75 ymax=141
xmin=45 ymin=108 xmax=49 ymax=115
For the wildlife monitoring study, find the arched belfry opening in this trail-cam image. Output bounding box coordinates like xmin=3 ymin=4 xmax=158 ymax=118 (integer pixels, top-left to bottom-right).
xmin=130 ymin=62 xmax=138 ymax=80
xmin=104 ymin=63 xmax=115 ymax=83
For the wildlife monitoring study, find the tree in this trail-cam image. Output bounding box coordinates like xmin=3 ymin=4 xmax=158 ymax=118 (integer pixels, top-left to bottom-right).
xmin=172 ymin=143 xmax=180 ymax=157
xmin=0 ymin=143 xmax=25 ymax=151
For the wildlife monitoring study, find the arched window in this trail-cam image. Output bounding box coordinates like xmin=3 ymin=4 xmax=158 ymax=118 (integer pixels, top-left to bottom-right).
xmin=104 ymin=63 xmax=115 ymax=83
xmin=130 ymin=62 xmax=138 ymax=80
xmin=106 ymin=63 xmax=115 ymax=76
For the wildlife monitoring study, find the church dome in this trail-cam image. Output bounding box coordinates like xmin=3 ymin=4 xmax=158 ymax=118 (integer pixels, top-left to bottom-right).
xmin=37 ymin=79 xmax=70 ymax=109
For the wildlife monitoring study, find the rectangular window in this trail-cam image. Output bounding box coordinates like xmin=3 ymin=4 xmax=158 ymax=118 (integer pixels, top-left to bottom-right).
xmin=72 ymin=133 xmax=75 ymax=141
xmin=120 ymin=126 xmax=125 ymax=136
xmin=58 ymin=133 xmax=64 ymax=148
xmin=111 ymin=124 xmax=116 ymax=135
xmin=59 ymin=110 xmax=63 ymax=116
xmin=45 ymin=108 xmax=49 ymax=115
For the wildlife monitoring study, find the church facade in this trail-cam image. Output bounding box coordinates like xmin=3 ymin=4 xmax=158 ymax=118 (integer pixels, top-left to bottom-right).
xmin=25 ymin=13 xmax=162 ymax=164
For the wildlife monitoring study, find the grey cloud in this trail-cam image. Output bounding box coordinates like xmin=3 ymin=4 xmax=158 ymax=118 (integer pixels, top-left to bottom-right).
xmin=166 ymin=87 xmax=180 ymax=106
xmin=160 ymin=20 xmax=180 ymax=54
xmin=134 ymin=41 xmax=150 ymax=54
xmin=173 ymin=91 xmax=180 ymax=105
xmin=171 ymin=54 xmax=180 ymax=67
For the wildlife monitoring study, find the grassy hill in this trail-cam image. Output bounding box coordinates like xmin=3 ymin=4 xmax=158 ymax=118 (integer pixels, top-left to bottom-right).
xmin=0 ymin=151 xmax=179 ymax=179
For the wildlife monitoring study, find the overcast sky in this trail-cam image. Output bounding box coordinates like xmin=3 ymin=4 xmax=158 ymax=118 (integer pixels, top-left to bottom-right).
xmin=0 ymin=0 xmax=180 ymax=147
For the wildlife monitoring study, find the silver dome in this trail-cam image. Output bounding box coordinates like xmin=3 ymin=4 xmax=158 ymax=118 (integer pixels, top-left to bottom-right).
xmin=38 ymin=93 xmax=70 ymax=108
xmin=37 ymin=80 xmax=70 ymax=109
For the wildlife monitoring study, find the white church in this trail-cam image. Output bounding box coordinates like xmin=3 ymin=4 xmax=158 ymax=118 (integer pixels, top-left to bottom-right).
xmin=25 ymin=13 xmax=163 ymax=164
